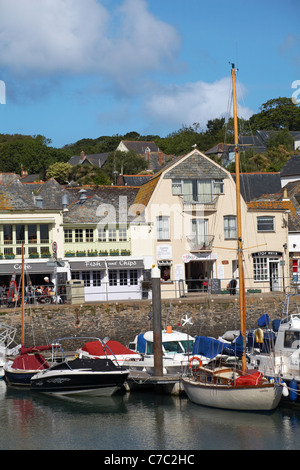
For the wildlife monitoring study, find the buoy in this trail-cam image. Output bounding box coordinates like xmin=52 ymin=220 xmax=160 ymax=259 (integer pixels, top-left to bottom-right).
xmin=255 ymin=328 xmax=264 ymax=344
xmin=289 ymin=378 xmax=298 ymax=402
xmin=166 ymin=325 xmax=172 ymax=333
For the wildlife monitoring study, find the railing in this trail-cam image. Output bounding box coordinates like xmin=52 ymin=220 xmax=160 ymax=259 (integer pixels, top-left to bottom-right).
xmin=187 ymin=235 xmax=214 ymax=252
xmin=181 ymin=194 xmax=219 ymax=211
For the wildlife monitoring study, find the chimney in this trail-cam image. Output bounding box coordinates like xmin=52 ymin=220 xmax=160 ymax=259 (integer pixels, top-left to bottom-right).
xmin=158 ymin=151 xmax=164 ymax=166
xmin=282 ymin=187 xmax=289 ymax=200
xmin=80 ymin=150 xmax=85 ymax=161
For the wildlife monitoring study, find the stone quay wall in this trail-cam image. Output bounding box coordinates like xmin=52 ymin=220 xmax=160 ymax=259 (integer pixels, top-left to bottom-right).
xmin=1 ymin=293 xmax=297 ymax=349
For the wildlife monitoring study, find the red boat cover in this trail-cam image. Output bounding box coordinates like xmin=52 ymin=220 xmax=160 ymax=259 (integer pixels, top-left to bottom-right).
xmin=20 ymin=345 xmax=55 ymax=354
xmin=12 ymin=353 xmax=49 ymax=371
xmin=234 ymin=371 xmax=263 ymax=387
xmin=81 ymin=340 xmax=138 ymax=357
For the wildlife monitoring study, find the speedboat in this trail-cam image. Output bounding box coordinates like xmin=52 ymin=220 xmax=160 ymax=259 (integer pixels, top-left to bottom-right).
xmin=30 ymin=337 xmax=129 ymax=396
xmin=126 ymin=327 xmax=196 ymax=375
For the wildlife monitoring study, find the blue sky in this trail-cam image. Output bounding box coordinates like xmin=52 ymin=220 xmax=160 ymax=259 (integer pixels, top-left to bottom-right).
xmin=0 ymin=0 xmax=299 ymax=148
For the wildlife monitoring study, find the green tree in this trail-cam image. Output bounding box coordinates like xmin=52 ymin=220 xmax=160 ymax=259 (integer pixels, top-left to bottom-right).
xmin=104 ymin=150 xmax=148 ymax=181
xmin=46 ymin=162 xmax=72 ymax=184
xmin=67 ymin=165 xmax=111 ymax=186
xmin=249 ymin=97 xmax=300 ymax=131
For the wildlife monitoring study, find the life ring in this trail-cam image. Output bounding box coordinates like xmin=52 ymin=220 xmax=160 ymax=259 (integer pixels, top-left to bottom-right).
xmin=189 ymin=356 xmax=202 ymax=371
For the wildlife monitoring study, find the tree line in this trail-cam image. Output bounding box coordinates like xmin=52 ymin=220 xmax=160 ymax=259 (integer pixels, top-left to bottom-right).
xmin=0 ymin=97 xmax=299 ymax=185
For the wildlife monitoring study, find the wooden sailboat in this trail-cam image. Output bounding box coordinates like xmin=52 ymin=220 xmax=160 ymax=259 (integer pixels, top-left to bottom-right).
xmin=181 ymin=64 xmax=283 ymax=410
xmin=4 ymin=245 xmax=52 ymax=386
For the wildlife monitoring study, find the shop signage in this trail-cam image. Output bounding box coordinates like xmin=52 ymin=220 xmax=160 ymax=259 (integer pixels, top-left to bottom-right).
xmin=182 ymin=253 xmax=217 ymax=263
xmin=251 ymin=251 xmax=283 ymax=257
xmin=69 ymin=260 xmax=106 ymax=271
xmin=0 ymin=262 xmax=55 ymax=274
xmin=107 ymin=260 xmax=144 ymax=269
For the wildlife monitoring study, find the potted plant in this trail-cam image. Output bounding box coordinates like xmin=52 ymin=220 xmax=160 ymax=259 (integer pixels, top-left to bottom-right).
xmin=5 ymin=253 xmax=15 ymax=259
xmin=0 ymin=253 xmax=3 ymax=259
xmin=88 ymin=250 xmax=98 ymax=257
xmin=76 ymin=250 xmax=86 ymax=257
xmin=29 ymin=252 xmax=39 ymax=258
xmin=41 ymin=251 xmax=51 ymax=258
xmin=65 ymin=250 xmax=75 ymax=257
xmin=110 ymin=249 xmax=119 ymax=256
xmin=99 ymin=250 xmax=108 ymax=256
xmin=121 ymin=249 xmax=131 ymax=256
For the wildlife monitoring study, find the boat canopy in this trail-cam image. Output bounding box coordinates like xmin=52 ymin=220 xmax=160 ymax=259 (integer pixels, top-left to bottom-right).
xmin=192 ymin=335 xmax=244 ymax=359
xmin=257 ymin=314 xmax=269 ymax=328
xmin=137 ymin=334 xmax=147 ymax=354
xmin=81 ymin=340 xmax=139 ymax=357
xmin=12 ymin=353 xmax=49 ymax=371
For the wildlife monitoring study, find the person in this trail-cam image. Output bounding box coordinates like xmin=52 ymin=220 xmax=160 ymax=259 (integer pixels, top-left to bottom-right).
xmin=163 ymin=267 xmax=170 ymax=281
xmin=26 ymin=281 xmax=34 ymax=304
xmin=43 ymin=276 xmax=54 ymax=294
xmin=0 ymin=284 xmax=6 ymax=305
xmin=229 ymin=277 xmax=237 ymax=295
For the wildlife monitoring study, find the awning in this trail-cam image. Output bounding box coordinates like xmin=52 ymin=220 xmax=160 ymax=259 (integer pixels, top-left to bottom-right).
xmin=69 ymin=260 xmax=106 ymax=271
xmin=0 ymin=261 xmax=55 ymax=274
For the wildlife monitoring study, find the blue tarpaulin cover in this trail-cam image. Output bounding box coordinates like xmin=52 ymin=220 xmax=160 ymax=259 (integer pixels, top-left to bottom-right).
xmin=136 ymin=334 xmax=146 ymax=353
xmin=192 ymin=335 xmax=244 ymax=359
xmin=257 ymin=314 xmax=269 ymax=327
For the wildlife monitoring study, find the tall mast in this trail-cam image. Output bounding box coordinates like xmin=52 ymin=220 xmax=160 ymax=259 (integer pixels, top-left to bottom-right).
xmin=21 ymin=243 xmax=25 ymax=346
xmin=231 ymin=64 xmax=247 ymax=373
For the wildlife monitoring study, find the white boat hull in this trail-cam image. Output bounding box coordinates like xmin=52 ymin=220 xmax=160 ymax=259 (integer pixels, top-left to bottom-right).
xmin=182 ymin=378 xmax=283 ymax=411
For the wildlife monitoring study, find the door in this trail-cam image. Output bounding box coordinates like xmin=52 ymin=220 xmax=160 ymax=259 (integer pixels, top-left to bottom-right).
xmin=269 ymin=261 xmax=280 ymax=291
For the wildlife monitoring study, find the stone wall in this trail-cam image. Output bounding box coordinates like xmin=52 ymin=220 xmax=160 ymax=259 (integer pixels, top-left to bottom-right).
xmin=1 ymin=293 xmax=296 ymax=349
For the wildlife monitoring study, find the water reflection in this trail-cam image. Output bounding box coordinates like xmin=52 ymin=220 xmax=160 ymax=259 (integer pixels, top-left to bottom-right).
xmin=0 ymin=380 xmax=300 ymax=450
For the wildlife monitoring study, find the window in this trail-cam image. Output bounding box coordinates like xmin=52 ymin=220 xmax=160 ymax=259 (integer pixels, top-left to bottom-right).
xmin=119 ymin=227 xmax=127 ymax=241
xmin=172 ymin=179 xmax=182 ymax=195
xmin=98 ymin=228 xmax=106 ymax=242
xmin=159 ymin=264 xmax=171 ymax=281
xmin=109 ymin=228 xmax=116 ymax=242
xmin=93 ymin=271 xmax=102 ymax=287
xmin=213 ymin=179 xmax=224 ymax=194
xmin=257 ymin=216 xmax=274 ymax=232
xmin=28 ymin=225 xmax=37 ymax=243
xmin=253 ymin=257 xmax=268 ymax=281
xmin=157 ymin=216 xmax=170 ymax=240
xmin=224 ymin=216 xmax=237 ymax=239
xmin=85 ymin=229 xmax=94 ymax=242
xmin=109 ymin=270 xmax=117 ymax=286
xmin=16 ymin=224 xmax=25 ymax=244
xmin=4 ymin=225 xmax=12 ymax=244
xmin=120 ymin=270 xmax=128 ymax=286
xmin=71 ymin=271 xmax=80 ymax=280
xmin=130 ymin=269 xmax=138 ymax=285
xmin=191 ymin=219 xmax=208 ymax=248
xmin=40 ymin=224 xmax=49 ymax=243
xmin=64 ymin=229 xmax=72 ymax=243
xmin=82 ymin=271 xmax=90 ymax=287
xmin=284 ymin=331 xmax=300 ymax=349
xmin=75 ymin=229 xmax=83 ymax=242
xmin=28 ymin=247 xmax=38 ymax=254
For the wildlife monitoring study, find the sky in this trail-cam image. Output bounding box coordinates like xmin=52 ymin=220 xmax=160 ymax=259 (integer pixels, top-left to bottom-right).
xmin=0 ymin=0 xmax=299 ymax=149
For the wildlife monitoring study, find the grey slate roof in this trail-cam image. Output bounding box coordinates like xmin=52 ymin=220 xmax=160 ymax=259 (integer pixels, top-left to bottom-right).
xmin=163 ymin=151 xmax=229 ymax=180
xmin=280 ymin=155 xmax=300 ymax=177
xmin=120 ymin=140 xmax=159 ymax=153
xmin=232 ymin=173 xmax=282 ymax=202
xmin=68 ymin=152 xmax=109 ymax=168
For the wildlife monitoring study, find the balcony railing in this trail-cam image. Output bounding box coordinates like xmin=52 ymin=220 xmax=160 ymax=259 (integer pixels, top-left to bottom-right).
xmin=181 ymin=194 xmax=219 ymax=211
xmin=187 ymin=235 xmax=215 ymax=252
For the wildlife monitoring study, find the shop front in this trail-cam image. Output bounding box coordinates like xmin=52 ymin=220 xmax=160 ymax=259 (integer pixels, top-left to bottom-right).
xmin=0 ymin=260 xmax=55 ymax=291
xmin=252 ymin=251 xmax=283 ymax=292
xmin=69 ymin=258 xmax=144 ymax=302
xmin=183 ymin=252 xmax=217 ymax=293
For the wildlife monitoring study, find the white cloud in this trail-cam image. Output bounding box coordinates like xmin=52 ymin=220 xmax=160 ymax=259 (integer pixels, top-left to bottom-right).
xmin=0 ymin=0 xmax=181 ymax=90
xmin=144 ymin=77 xmax=254 ymax=130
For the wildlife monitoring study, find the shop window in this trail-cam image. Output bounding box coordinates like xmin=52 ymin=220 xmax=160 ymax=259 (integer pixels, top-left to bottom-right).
xmin=82 ymin=271 xmax=90 ymax=287
xmin=253 ymin=257 xmax=268 ymax=281
xmin=71 ymin=271 xmax=80 ymax=280
xmin=120 ymin=270 xmax=128 ymax=286
xmin=119 ymin=227 xmax=127 ymax=241
xmin=159 ymin=265 xmax=171 ymax=281
xmin=109 ymin=270 xmax=117 ymax=286
xmin=93 ymin=271 xmax=102 ymax=287
xmin=130 ymin=269 xmax=138 ymax=285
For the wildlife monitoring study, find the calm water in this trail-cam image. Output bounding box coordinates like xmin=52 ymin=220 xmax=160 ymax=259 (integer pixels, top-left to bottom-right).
xmin=0 ymin=380 xmax=299 ymax=451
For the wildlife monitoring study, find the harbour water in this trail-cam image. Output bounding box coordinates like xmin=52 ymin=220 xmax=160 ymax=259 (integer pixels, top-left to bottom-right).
xmin=0 ymin=380 xmax=300 ymax=452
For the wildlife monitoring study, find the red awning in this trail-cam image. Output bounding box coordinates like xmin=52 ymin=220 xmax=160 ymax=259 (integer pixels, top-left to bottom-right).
xmin=12 ymin=353 xmax=49 ymax=371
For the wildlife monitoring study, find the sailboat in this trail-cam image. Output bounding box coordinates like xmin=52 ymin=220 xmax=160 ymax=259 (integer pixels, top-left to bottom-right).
xmin=4 ymin=245 xmax=52 ymax=386
xmin=182 ymin=64 xmax=283 ymax=411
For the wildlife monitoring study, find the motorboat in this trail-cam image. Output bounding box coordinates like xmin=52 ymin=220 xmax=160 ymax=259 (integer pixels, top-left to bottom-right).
xmin=30 ymin=337 xmax=129 ymax=396
xmin=76 ymin=339 xmax=141 ymax=365
xmin=4 ymin=345 xmax=53 ymax=386
xmin=126 ymin=327 xmax=196 ymax=375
